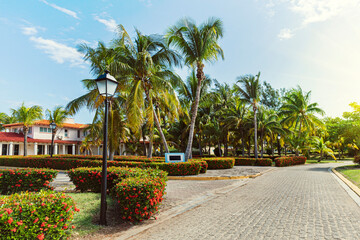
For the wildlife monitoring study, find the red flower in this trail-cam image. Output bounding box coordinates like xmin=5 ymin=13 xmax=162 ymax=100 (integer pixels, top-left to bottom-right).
xmin=33 ymin=218 xmax=39 ymax=223
xmin=10 ymin=228 xmax=16 ymax=232
xmin=7 ymin=218 xmax=13 ymax=224
xmin=37 ymin=234 xmax=45 ymax=240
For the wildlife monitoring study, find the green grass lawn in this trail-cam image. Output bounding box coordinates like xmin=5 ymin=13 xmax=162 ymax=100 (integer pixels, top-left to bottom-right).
xmin=336 ymin=165 xmax=360 ymax=188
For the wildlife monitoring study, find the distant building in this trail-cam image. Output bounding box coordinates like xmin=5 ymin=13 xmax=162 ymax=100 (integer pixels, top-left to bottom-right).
xmin=0 ymin=119 xmax=87 ymax=156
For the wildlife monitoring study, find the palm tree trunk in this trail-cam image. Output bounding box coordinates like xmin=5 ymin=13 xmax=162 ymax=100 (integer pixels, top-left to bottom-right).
xmin=248 ymin=135 xmax=251 ymax=157
xmin=152 ymin=108 xmax=169 ymax=153
xmin=109 ymin=151 xmax=115 ymax=160
xmin=224 ymin=132 xmax=228 ymax=157
xmin=260 ymin=132 xmax=264 ymax=158
xmin=142 ymin=128 xmax=147 ymax=156
xmin=253 ymin=106 xmax=258 ymax=159
xmin=23 ymin=127 xmax=28 ymax=156
xmin=241 ymin=131 xmax=245 ymax=157
xmin=51 ymin=129 xmax=56 ymax=157
xmin=185 ymin=64 xmax=204 ymax=161
xmin=296 ymin=122 xmax=302 ymax=156
xmin=147 ymin=130 xmax=153 ymax=158
xmin=198 ymin=134 xmax=203 ymax=157
xmin=218 ymin=141 xmax=222 ymax=157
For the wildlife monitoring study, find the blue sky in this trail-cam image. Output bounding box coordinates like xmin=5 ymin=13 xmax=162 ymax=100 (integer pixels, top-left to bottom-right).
xmin=1 ymin=0 xmax=360 ymax=123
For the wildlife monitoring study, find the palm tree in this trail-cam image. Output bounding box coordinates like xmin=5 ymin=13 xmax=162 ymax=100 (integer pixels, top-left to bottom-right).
xmin=280 ymin=86 xmax=325 ymax=155
xmin=234 ymin=73 xmax=261 ymax=158
xmin=166 ymin=17 xmax=224 ymax=160
xmin=11 ymin=103 xmax=43 ymax=156
xmin=114 ymin=29 xmax=181 ymax=156
xmin=46 ymin=106 xmax=68 ymax=157
xmin=312 ymin=137 xmax=336 ymax=162
xmin=0 ymin=112 xmax=15 ymax=131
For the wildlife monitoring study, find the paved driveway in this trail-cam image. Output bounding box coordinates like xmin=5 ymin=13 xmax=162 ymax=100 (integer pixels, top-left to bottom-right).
xmin=130 ymin=163 xmax=360 ymax=240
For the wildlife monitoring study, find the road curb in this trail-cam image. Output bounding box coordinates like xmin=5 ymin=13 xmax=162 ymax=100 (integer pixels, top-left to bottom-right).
xmin=167 ymin=168 xmax=275 ymax=181
xmin=332 ymin=167 xmax=360 ymax=197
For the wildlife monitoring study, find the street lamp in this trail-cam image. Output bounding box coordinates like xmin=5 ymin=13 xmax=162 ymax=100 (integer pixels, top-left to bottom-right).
xmin=49 ymin=122 xmax=57 ymax=157
xmin=95 ymin=70 xmax=118 ymax=225
xmin=277 ymin=134 xmax=281 ymax=156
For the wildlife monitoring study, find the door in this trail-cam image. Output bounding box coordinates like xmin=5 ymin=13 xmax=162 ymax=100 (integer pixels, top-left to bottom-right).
xmin=2 ymin=144 xmax=8 ymax=155
xmin=13 ymin=145 xmax=19 ymax=155
xmin=37 ymin=145 xmax=44 ymax=155
xmin=67 ymin=145 xmax=72 ymax=155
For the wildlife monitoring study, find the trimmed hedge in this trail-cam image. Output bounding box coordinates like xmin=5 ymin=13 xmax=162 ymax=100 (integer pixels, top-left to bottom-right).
xmin=189 ymin=160 xmax=208 ymax=173
xmin=0 ymin=190 xmax=79 ymax=239
xmin=0 ymin=169 xmax=58 ymax=194
xmin=112 ymin=175 xmax=167 ymax=222
xmin=235 ymin=158 xmax=272 ymax=166
xmin=68 ymin=167 xmax=167 ymax=222
xmin=275 ymin=156 xmax=307 ymax=167
xmin=199 ymin=158 xmax=235 ymax=169
xmin=67 ymin=167 xmax=167 ymax=193
xmin=0 ymin=157 xmax=201 ymax=176
xmin=52 ymin=155 xmax=165 ymax=163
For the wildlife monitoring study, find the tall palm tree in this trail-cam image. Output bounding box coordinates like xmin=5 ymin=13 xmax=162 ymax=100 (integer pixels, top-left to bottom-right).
xmin=234 ymin=72 xmax=261 ymax=158
xmin=46 ymin=106 xmax=68 ymax=157
xmin=115 ymin=29 xmax=181 ymax=156
xmin=11 ymin=103 xmax=43 ymax=156
xmin=0 ymin=112 xmax=15 ymax=131
xmin=280 ymin=86 xmax=325 ymax=155
xmin=312 ymin=136 xmax=335 ymax=162
xmin=166 ymin=17 xmax=224 ymax=160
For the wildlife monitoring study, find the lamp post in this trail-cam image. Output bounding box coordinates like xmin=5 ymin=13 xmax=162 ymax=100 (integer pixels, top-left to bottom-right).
xmin=277 ymin=134 xmax=281 ymax=156
xmin=95 ymin=70 xmax=118 ymax=225
xmin=49 ymin=122 xmax=57 ymax=157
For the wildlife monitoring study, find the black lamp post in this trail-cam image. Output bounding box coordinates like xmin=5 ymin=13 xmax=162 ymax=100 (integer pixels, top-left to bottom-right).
xmin=95 ymin=70 xmax=118 ymax=225
xmin=277 ymin=134 xmax=281 ymax=156
xmin=49 ymin=122 xmax=57 ymax=157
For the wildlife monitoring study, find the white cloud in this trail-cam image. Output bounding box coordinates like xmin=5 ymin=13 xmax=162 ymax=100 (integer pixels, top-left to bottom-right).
xmin=278 ymin=28 xmax=294 ymax=40
xmin=40 ymin=0 xmax=79 ymax=19
xmin=22 ymin=26 xmax=38 ymax=36
xmin=94 ymin=16 xmax=118 ymax=32
xmin=29 ymin=36 xmax=84 ymax=67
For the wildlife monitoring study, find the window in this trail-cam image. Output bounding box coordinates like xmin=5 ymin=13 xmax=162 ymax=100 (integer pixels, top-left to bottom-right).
xmin=40 ymin=127 xmax=51 ymax=133
xmin=40 ymin=127 xmax=44 ymax=132
xmin=77 ymin=130 xmax=80 ymax=138
xmin=28 ymin=127 xmax=32 ymax=134
xmin=14 ymin=145 xmax=19 ymax=155
xmin=83 ymin=131 xmax=87 ymax=137
xmin=65 ymin=129 xmax=68 ymax=137
xmin=48 ymin=128 xmax=51 ymax=133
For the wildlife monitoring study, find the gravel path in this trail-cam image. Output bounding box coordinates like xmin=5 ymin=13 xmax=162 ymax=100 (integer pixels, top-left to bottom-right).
xmin=129 ymin=163 xmax=360 ymax=240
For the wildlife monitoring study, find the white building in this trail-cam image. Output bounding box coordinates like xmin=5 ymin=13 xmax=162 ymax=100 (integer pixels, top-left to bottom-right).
xmin=0 ymin=119 xmax=87 ymax=156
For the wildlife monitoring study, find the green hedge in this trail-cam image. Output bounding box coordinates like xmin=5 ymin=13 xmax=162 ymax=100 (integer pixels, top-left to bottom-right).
xmin=0 ymin=190 xmax=79 ymax=239
xmin=199 ymin=158 xmax=235 ymax=169
xmin=0 ymin=169 xmax=58 ymax=194
xmin=68 ymin=167 xmax=167 ymax=222
xmin=0 ymin=157 xmax=201 ymax=176
xmin=189 ymin=160 xmax=208 ymax=173
xmin=52 ymin=155 xmax=165 ymax=163
xmin=234 ymin=158 xmax=272 ymax=166
xmin=275 ymin=156 xmax=307 ymax=167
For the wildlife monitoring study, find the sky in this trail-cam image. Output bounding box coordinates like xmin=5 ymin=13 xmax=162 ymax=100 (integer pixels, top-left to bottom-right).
xmin=1 ymin=0 xmax=360 ymax=123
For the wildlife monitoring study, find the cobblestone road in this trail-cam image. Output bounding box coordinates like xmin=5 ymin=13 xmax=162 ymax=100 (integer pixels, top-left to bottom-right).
xmin=132 ymin=163 xmax=360 ymax=240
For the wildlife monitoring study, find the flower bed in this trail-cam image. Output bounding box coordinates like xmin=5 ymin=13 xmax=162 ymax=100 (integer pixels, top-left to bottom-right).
xmin=111 ymin=175 xmax=167 ymax=222
xmin=199 ymin=158 xmax=235 ymax=169
xmin=67 ymin=167 xmax=167 ymax=193
xmin=0 ymin=157 xmax=200 ymax=176
xmin=0 ymin=169 xmax=58 ymax=195
xmin=274 ymin=156 xmax=307 ymax=167
xmin=0 ymin=190 xmax=79 ymax=239
xmin=189 ymin=160 xmax=208 ymax=173
xmin=234 ymin=158 xmax=272 ymax=166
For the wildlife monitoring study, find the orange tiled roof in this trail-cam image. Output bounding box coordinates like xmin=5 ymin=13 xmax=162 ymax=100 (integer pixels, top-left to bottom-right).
xmin=0 ymin=132 xmax=81 ymax=144
xmin=3 ymin=120 xmax=88 ymax=129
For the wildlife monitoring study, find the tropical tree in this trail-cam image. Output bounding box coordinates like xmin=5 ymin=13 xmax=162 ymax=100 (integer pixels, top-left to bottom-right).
xmin=11 ymin=103 xmax=43 ymax=156
xmin=0 ymin=112 xmax=14 ymax=130
xmin=166 ymin=17 xmax=224 ymax=160
xmin=312 ymin=136 xmax=336 ymax=162
xmin=280 ymin=86 xmax=325 ymax=155
xmin=46 ymin=106 xmax=68 ymax=156
xmin=234 ymin=72 xmax=262 ymax=158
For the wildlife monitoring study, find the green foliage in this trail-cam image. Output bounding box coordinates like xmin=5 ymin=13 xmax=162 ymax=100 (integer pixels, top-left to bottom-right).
xmin=0 ymin=169 xmax=58 ymax=194
xmin=0 ymin=190 xmax=79 ymax=239
xmin=275 ymin=156 xmax=307 ymax=167
xmin=235 ymin=158 xmax=272 ymax=166
xmin=199 ymin=158 xmax=235 ymax=169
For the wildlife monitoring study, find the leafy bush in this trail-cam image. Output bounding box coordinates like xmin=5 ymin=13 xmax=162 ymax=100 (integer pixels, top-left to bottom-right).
xmin=199 ymin=158 xmax=235 ymax=169
xmin=189 ymin=160 xmax=208 ymax=173
xmin=235 ymin=158 xmax=272 ymax=166
xmin=52 ymin=155 xmax=164 ymax=163
xmin=0 ymin=190 xmax=79 ymax=239
xmin=111 ymin=175 xmax=167 ymax=222
xmin=275 ymin=156 xmax=307 ymax=167
xmin=151 ymin=162 xmax=201 ymax=176
xmin=68 ymin=167 xmax=167 ymax=193
xmin=354 ymin=155 xmax=360 ymax=164
xmin=0 ymin=169 xmax=58 ymax=195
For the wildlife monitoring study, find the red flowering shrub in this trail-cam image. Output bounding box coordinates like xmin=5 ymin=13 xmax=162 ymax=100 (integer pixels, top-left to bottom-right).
xmin=150 ymin=162 xmax=201 ymax=176
xmin=68 ymin=167 xmax=167 ymax=193
xmin=199 ymin=158 xmax=235 ymax=169
xmin=0 ymin=169 xmax=57 ymax=194
xmin=111 ymin=175 xmax=167 ymax=222
xmin=0 ymin=190 xmax=78 ymax=239
xmin=52 ymin=155 xmax=164 ymax=163
xmin=189 ymin=160 xmax=208 ymax=173
xmin=235 ymin=158 xmax=272 ymax=166
xmin=275 ymin=156 xmax=307 ymax=167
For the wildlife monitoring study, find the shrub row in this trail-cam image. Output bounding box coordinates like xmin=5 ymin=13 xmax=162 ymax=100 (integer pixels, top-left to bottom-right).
xmin=199 ymin=158 xmax=235 ymax=169
xmin=189 ymin=160 xmax=208 ymax=173
xmin=0 ymin=157 xmax=201 ymax=176
xmin=274 ymin=156 xmax=307 ymax=167
xmin=0 ymin=168 xmax=58 ymax=195
xmin=234 ymin=158 xmax=272 ymax=166
xmin=68 ymin=167 xmax=167 ymax=222
xmin=0 ymin=190 xmax=79 ymax=239
xmin=52 ymin=155 xmax=165 ymax=163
